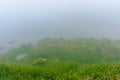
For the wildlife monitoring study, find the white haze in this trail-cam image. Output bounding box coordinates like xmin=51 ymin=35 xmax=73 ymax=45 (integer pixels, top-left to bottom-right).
xmin=0 ymin=0 xmax=120 ymax=53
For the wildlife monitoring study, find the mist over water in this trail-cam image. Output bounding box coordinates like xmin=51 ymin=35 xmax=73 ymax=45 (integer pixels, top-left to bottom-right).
xmin=0 ymin=0 xmax=120 ymax=53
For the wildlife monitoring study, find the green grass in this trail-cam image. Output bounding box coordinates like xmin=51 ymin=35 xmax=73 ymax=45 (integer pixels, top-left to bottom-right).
xmin=1 ymin=38 xmax=120 ymax=64
xmin=1 ymin=63 xmax=120 ymax=80
xmin=1 ymin=38 xmax=120 ymax=79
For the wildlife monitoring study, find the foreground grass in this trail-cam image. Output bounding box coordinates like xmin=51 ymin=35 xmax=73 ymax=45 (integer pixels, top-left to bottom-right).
xmin=1 ymin=63 xmax=120 ymax=80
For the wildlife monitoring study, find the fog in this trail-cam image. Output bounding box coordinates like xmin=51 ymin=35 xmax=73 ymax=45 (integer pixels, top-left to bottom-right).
xmin=0 ymin=0 xmax=120 ymax=53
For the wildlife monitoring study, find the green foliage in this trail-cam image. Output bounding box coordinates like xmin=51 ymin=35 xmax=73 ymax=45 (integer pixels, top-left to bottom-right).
xmin=0 ymin=63 xmax=120 ymax=79
xmin=1 ymin=38 xmax=120 ymax=64
xmin=33 ymin=58 xmax=47 ymax=65
xmin=1 ymin=38 xmax=120 ymax=79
